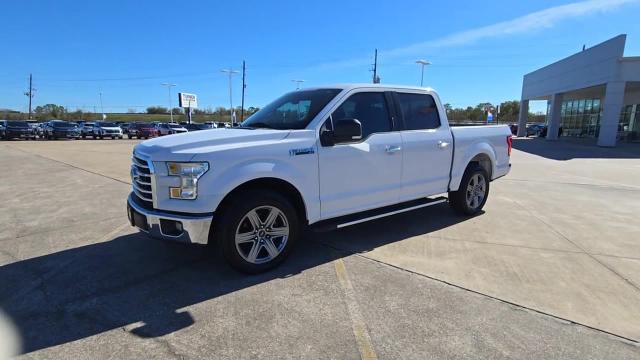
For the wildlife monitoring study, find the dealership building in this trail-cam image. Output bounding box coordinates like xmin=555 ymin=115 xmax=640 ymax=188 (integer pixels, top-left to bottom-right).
xmin=517 ymin=34 xmax=640 ymax=146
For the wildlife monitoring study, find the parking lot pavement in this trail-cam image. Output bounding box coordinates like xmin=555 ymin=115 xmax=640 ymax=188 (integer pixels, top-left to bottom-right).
xmin=1 ymin=139 xmax=639 ymax=358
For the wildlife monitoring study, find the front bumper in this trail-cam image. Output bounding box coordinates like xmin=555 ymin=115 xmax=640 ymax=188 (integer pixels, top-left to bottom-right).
xmin=5 ymin=130 xmax=33 ymax=138
xmin=126 ymin=193 xmax=212 ymax=244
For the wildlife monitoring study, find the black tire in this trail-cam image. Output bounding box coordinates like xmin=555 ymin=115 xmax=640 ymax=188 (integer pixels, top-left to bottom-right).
xmin=82 ymin=134 xmax=86 ymax=139
xmin=448 ymin=163 xmax=490 ymax=216
xmin=214 ymin=189 xmax=300 ymax=274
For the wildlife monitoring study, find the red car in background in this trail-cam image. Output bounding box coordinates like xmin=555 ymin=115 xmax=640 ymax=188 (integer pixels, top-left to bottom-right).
xmin=127 ymin=123 xmax=159 ymax=139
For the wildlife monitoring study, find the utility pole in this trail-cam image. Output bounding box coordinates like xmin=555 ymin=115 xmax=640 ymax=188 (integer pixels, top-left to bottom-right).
xmin=371 ymin=49 xmax=379 ymax=84
xmin=291 ymin=79 xmax=305 ymax=90
xmin=161 ymin=83 xmax=177 ymax=122
xmin=221 ymin=68 xmax=239 ymax=126
xmin=24 ymin=74 xmax=36 ymax=120
xmin=241 ymin=60 xmax=246 ymax=122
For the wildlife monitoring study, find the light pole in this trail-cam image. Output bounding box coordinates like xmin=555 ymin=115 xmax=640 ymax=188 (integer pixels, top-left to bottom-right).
xmin=221 ymin=69 xmax=239 ymax=126
xmin=161 ymin=83 xmax=177 ymax=122
xmin=291 ymin=79 xmax=305 ymax=90
xmin=99 ymin=92 xmax=105 ymax=120
xmin=415 ymin=59 xmax=431 ymax=87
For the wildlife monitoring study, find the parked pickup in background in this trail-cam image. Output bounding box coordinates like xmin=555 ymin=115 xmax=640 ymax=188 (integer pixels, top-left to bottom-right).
xmin=127 ymin=84 xmax=512 ymax=273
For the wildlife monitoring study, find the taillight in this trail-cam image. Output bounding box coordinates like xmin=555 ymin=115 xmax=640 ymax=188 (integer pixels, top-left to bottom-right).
xmin=507 ymin=135 xmax=513 ymax=156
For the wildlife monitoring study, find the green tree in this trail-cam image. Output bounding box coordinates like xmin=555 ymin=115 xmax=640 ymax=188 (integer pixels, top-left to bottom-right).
xmin=34 ymin=104 xmax=67 ymax=120
xmin=498 ymin=101 xmax=520 ymax=122
xmin=146 ymin=106 xmax=168 ymax=114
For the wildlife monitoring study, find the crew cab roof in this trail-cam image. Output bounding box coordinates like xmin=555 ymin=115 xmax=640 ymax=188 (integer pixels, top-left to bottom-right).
xmin=302 ymin=83 xmax=436 ymax=93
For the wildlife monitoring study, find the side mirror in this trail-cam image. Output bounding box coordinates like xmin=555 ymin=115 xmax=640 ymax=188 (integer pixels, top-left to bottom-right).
xmin=332 ymin=118 xmax=362 ymax=143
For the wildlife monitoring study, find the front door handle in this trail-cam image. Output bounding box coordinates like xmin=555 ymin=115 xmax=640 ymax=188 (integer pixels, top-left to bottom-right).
xmin=385 ymin=145 xmax=402 ymax=154
xmin=437 ymin=140 xmax=450 ymax=149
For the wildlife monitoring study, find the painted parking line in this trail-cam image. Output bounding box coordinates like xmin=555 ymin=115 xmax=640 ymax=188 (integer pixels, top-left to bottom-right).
xmin=333 ymin=258 xmax=378 ymax=360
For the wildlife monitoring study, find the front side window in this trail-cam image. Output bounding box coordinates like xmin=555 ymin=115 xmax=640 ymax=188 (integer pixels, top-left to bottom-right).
xmin=331 ymin=92 xmax=391 ymax=139
xmin=396 ymin=93 xmax=440 ymax=130
xmin=242 ymin=89 xmax=341 ymax=130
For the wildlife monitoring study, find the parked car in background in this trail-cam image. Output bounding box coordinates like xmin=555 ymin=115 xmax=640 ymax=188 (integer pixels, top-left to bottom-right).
xmin=0 ymin=120 xmax=35 ymax=140
xmin=93 ymin=121 xmax=123 ymax=139
xmin=35 ymin=122 xmax=47 ymax=138
xmin=120 ymin=123 xmax=131 ymax=135
xmin=156 ymin=123 xmax=188 ymax=136
xmin=43 ymin=120 xmax=80 ymax=140
xmin=183 ymin=123 xmax=215 ymax=131
xmin=79 ymin=122 xmax=95 ymax=138
xmin=526 ymin=123 xmax=546 ymax=137
xmin=127 ymin=123 xmax=160 ymax=139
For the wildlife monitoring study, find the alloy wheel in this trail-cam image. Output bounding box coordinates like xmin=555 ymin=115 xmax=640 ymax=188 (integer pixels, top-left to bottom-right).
xmin=235 ymin=206 xmax=289 ymax=264
xmin=465 ymin=173 xmax=486 ymax=209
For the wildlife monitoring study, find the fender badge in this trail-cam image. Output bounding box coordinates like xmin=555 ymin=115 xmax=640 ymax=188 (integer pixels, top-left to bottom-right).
xmin=289 ymin=147 xmax=315 ymax=156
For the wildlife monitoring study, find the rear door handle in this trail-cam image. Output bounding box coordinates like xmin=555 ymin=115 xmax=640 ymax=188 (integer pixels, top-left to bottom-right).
xmin=437 ymin=140 xmax=450 ymax=149
xmin=385 ymin=145 xmax=402 ymax=154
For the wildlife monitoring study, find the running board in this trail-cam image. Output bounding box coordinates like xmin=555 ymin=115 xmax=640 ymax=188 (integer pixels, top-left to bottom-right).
xmin=312 ymin=196 xmax=448 ymax=232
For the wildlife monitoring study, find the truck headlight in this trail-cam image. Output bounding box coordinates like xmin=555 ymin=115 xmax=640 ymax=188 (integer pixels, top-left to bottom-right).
xmin=167 ymin=162 xmax=209 ymax=200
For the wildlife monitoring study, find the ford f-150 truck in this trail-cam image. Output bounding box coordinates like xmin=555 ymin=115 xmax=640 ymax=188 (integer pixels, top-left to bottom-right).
xmin=127 ymin=84 xmax=512 ymax=273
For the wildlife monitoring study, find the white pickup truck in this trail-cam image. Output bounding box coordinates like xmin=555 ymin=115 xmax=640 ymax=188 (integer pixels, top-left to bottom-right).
xmin=127 ymin=84 xmax=512 ymax=273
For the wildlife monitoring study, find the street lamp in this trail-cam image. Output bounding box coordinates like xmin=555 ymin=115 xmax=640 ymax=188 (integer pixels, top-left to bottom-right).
xmin=161 ymin=83 xmax=177 ymax=122
xmin=291 ymin=79 xmax=305 ymax=90
xmin=99 ymin=92 xmax=105 ymax=120
xmin=415 ymin=59 xmax=431 ymax=87
xmin=221 ymin=69 xmax=240 ymax=126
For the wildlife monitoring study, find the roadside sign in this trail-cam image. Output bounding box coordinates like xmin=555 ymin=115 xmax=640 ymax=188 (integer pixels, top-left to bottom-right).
xmin=178 ymin=92 xmax=198 ymax=108
xmin=487 ymin=112 xmax=493 ymax=123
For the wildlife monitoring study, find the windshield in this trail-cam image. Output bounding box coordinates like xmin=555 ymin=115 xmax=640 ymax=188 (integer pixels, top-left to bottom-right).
xmin=98 ymin=122 xmax=117 ymax=127
xmin=241 ymin=89 xmax=341 ymax=130
xmin=53 ymin=122 xmax=77 ymax=128
xmin=7 ymin=121 xmax=29 ymax=127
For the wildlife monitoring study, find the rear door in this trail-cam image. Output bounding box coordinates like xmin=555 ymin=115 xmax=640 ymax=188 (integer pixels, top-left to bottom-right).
xmin=394 ymin=91 xmax=453 ymax=201
xmin=318 ymin=91 xmax=403 ymax=219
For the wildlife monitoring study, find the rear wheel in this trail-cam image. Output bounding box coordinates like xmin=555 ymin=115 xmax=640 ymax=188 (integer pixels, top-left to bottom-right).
xmin=449 ymin=164 xmax=490 ymax=216
xmin=215 ymin=190 xmax=299 ymax=274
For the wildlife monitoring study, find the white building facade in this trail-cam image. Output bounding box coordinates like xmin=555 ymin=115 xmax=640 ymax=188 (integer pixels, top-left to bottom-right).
xmin=517 ymin=35 xmax=640 ymax=146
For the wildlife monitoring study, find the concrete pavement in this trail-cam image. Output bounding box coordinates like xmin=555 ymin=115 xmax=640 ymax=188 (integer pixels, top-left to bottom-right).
xmin=0 ymin=138 xmax=639 ymax=358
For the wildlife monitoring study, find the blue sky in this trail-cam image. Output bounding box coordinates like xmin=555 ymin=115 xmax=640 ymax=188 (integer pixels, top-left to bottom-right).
xmin=1 ymin=0 xmax=639 ymax=114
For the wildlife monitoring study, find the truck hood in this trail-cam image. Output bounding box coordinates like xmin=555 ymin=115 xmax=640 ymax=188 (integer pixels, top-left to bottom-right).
xmin=100 ymin=127 xmax=121 ymax=131
xmin=134 ymin=128 xmax=291 ymax=161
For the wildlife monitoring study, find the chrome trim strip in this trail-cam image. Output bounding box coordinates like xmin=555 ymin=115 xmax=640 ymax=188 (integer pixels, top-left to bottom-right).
xmin=132 ymin=187 xmax=153 ymax=201
xmin=336 ymin=198 xmax=447 ymax=229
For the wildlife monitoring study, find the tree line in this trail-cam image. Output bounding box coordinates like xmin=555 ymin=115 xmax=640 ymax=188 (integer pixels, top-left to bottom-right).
xmin=2 ymin=101 xmax=545 ymax=124
xmin=1 ymin=104 xmax=261 ymax=122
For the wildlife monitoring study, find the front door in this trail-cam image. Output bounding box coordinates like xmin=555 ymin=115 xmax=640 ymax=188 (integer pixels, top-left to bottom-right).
xmin=318 ymin=91 xmax=403 ymax=220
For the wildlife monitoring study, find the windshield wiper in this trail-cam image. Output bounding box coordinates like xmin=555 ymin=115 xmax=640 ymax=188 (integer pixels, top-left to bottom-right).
xmin=241 ymin=122 xmax=276 ymax=129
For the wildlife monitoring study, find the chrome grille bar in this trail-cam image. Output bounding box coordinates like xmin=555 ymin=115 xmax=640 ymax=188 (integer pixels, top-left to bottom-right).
xmin=131 ymin=153 xmax=155 ymax=208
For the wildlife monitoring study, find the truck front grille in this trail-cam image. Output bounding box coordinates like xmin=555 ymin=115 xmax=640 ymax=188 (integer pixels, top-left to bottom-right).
xmin=131 ymin=154 xmax=154 ymax=208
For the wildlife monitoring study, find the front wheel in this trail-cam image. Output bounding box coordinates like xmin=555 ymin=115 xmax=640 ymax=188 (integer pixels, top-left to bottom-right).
xmin=448 ymin=164 xmax=490 ymax=216
xmin=215 ymin=190 xmax=299 ymax=274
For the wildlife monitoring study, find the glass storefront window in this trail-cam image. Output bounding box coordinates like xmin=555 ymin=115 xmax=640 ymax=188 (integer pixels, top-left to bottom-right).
xmin=592 ymin=99 xmax=600 ymax=113
xmin=577 ymin=100 xmax=585 ymax=115
xmin=585 ymin=99 xmax=592 ymax=113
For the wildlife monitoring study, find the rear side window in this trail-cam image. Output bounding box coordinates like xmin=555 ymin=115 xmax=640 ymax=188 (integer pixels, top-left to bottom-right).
xmin=332 ymin=92 xmax=391 ymax=139
xmin=396 ymin=93 xmax=440 ymax=130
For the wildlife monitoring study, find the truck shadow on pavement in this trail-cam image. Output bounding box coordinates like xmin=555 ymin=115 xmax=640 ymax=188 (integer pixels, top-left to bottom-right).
xmin=0 ymin=204 xmax=470 ymax=354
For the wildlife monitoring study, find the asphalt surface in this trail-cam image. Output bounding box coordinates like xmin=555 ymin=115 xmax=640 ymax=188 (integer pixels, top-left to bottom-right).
xmin=0 ymin=138 xmax=639 ymax=359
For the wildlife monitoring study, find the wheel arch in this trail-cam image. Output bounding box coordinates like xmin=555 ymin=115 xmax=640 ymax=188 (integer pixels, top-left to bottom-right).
xmin=215 ymin=177 xmax=309 ymax=225
xmin=449 ymin=142 xmax=497 ymax=191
